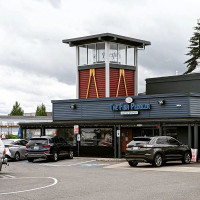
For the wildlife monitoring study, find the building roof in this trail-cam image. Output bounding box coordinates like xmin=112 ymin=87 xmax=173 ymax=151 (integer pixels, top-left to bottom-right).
xmin=62 ymin=33 xmax=151 ymax=47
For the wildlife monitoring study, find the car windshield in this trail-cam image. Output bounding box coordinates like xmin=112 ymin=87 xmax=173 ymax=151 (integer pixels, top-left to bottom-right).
xmin=1 ymin=140 xmax=15 ymax=145
xmin=28 ymin=138 xmax=48 ymax=145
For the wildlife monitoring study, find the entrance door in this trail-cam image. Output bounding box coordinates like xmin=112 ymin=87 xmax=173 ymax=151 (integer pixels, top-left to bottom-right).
xmin=121 ymin=128 xmax=133 ymax=153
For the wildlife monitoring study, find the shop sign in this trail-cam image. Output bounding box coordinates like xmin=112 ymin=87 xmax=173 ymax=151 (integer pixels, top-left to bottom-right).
xmin=121 ymin=111 xmax=138 ymax=115
xmin=117 ymin=130 xmax=120 ymax=137
xmin=77 ymin=134 xmax=80 ymax=141
xmin=191 ymin=149 xmax=198 ymax=162
xmin=110 ymin=103 xmax=151 ymax=111
xmin=74 ymin=125 xmax=79 ymax=134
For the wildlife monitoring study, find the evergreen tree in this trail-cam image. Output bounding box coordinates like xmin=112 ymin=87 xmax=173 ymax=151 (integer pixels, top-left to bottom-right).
xmin=184 ymin=20 xmax=200 ymax=74
xmin=10 ymin=101 xmax=24 ymax=116
xmin=35 ymin=103 xmax=47 ymax=116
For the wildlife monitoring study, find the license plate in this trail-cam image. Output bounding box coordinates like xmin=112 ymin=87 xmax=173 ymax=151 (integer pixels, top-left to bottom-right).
xmin=132 ymin=147 xmax=139 ymax=150
xmin=34 ymin=146 xmax=39 ymax=150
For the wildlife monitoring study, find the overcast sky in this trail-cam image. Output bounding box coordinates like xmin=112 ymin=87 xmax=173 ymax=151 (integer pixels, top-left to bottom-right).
xmin=0 ymin=0 xmax=200 ymax=115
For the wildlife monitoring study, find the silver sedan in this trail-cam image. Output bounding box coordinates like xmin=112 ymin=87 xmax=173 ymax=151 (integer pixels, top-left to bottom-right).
xmin=2 ymin=139 xmax=28 ymax=161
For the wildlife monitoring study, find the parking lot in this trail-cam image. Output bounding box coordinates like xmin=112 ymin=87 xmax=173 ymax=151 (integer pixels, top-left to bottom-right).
xmin=1 ymin=158 xmax=200 ymax=200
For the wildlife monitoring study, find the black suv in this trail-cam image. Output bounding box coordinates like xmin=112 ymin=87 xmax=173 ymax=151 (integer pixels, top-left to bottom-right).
xmin=125 ymin=136 xmax=192 ymax=167
xmin=25 ymin=136 xmax=73 ymax=162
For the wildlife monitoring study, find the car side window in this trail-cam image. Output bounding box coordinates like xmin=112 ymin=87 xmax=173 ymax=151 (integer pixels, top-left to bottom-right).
xmin=168 ymin=138 xmax=180 ymax=145
xmin=20 ymin=140 xmax=28 ymax=146
xmin=156 ymin=138 xmax=168 ymax=144
xmin=49 ymin=138 xmax=54 ymax=143
xmin=15 ymin=141 xmax=20 ymax=145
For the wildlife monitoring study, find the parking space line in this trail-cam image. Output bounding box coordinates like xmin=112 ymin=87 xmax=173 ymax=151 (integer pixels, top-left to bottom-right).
xmin=39 ymin=159 xmax=96 ymax=167
xmin=0 ymin=175 xmax=15 ymax=179
xmin=0 ymin=177 xmax=58 ymax=195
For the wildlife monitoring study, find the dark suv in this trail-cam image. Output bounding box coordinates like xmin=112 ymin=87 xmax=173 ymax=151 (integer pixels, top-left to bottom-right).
xmin=25 ymin=136 xmax=73 ymax=162
xmin=125 ymin=136 xmax=192 ymax=167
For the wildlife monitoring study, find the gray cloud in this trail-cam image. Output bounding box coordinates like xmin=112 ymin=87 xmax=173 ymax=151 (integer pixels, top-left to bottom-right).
xmin=0 ymin=0 xmax=200 ymax=114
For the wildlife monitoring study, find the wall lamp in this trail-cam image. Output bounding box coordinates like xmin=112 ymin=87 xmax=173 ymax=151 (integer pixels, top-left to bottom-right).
xmin=70 ymin=104 xmax=76 ymax=109
xmin=158 ymin=100 xmax=165 ymax=105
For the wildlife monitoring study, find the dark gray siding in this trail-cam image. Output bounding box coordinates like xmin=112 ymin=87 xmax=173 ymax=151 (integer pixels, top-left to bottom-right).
xmin=146 ymin=73 xmax=200 ymax=95
xmin=190 ymin=97 xmax=200 ymax=116
xmin=52 ymin=93 xmax=200 ymax=121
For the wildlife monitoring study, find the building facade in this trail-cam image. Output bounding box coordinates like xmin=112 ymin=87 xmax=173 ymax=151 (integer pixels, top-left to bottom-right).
xmin=20 ymin=33 xmax=200 ymax=158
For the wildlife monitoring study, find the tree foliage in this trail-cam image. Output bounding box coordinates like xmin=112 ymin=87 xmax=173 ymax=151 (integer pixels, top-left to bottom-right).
xmin=10 ymin=101 xmax=24 ymax=116
xmin=35 ymin=103 xmax=47 ymax=116
xmin=184 ymin=20 xmax=200 ymax=74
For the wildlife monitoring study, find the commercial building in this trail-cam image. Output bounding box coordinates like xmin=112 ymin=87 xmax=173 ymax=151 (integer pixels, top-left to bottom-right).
xmin=20 ymin=33 xmax=200 ymax=158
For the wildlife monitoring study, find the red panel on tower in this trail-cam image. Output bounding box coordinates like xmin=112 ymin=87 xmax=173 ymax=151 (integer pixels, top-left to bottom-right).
xmin=79 ymin=68 xmax=105 ymax=99
xmin=110 ymin=68 xmax=135 ymax=97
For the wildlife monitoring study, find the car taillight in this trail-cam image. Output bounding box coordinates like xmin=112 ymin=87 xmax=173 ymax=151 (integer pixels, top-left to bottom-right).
xmin=3 ymin=148 xmax=6 ymax=155
xmin=43 ymin=145 xmax=51 ymax=148
xmin=26 ymin=145 xmax=30 ymax=148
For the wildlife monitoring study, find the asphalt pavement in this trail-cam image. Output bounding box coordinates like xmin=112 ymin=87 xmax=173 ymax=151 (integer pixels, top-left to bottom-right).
xmin=0 ymin=157 xmax=200 ymax=200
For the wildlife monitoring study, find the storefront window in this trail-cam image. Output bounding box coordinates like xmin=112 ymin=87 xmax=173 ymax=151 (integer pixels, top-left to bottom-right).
xmin=45 ymin=129 xmax=56 ymax=137
xmin=57 ymin=128 xmax=76 ymax=146
xmin=25 ymin=129 xmax=41 ymax=139
xmin=81 ymin=128 xmax=112 ymax=146
xmin=163 ymin=128 xmax=177 ymax=139
xmin=141 ymin=128 xmax=159 ymax=137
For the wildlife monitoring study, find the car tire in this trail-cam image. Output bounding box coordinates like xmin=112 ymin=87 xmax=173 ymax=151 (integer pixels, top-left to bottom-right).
xmin=182 ymin=152 xmax=191 ymax=164
xmin=15 ymin=152 xmax=20 ymax=161
xmin=27 ymin=158 xmax=34 ymax=162
xmin=52 ymin=151 xmax=58 ymax=162
xmin=68 ymin=151 xmax=73 ymax=159
xmin=128 ymin=161 xmax=138 ymax=167
xmin=152 ymin=153 xmax=163 ymax=167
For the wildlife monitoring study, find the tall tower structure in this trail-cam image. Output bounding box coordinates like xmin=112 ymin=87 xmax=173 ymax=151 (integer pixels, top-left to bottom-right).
xmin=63 ymin=33 xmax=150 ymax=99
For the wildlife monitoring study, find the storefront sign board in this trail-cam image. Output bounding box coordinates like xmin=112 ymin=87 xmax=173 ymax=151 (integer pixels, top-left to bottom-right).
xmin=74 ymin=125 xmax=79 ymax=134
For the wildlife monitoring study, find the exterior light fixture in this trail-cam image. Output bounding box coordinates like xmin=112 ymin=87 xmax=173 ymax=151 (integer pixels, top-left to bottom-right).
xmin=158 ymin=100 xmax=165 ymax=105
xmin=176 ymin=104 xmax=182 ymax=107
xmin=70 ymin=104 xmax=76 ymax=109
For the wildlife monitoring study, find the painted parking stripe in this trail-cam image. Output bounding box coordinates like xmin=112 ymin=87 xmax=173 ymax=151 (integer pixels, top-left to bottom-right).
xmin=104 ymin=162 xmax=200 ymax=173
xmin=0 ymin=175 xmax=15 ymax=179
xmin=39 ymin=160 xmax=96 ymax=167
xmin=79 ymin=164 xmax=109 ymax=167
xmin=0 ymin=177 xmax=58 ymax=195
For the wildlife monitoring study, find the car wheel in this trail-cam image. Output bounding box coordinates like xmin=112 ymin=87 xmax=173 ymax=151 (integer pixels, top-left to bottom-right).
xmin=15 ymin=152 xmax=20 ymax=161
xmin=27 ymin=158 xmax=34 ymax=162
xmin=68 ymin=151 xmax=73 ymax=159
xmin=53 ymin=151 xmax=58 ymax=162
xmin=128 ymin=161 xmax=138 ymax=167
xmin=152 ymin=154 xmax=163 ymax=167
xmin=182 ymin=152 xmax=191 ymax=164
